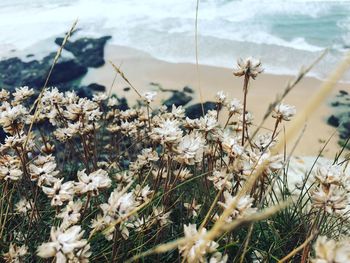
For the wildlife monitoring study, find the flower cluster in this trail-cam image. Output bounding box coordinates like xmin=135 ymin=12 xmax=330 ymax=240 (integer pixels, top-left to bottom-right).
xmin=0 ymin=56 xmax=347 ymax=263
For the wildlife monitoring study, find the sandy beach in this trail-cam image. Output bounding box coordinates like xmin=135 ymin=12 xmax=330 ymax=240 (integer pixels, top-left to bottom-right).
xmin=82 ymin=44 xmax=349 ymax=158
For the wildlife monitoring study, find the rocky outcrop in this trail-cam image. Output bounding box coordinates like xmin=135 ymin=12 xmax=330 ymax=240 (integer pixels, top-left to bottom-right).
xmin=0 ymin=36 xmax=112 ymax=96
xmin=0 ymin=53 xmax=87 ymax=90
xmin=55 ymin=36 xmax=111 ymax=68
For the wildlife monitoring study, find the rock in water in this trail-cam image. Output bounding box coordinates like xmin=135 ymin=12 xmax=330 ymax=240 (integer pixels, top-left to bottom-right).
xmin=55 ymin=36 xmax=112 ymax=68
xmin=185 ymin=102 xmax=217 ymax=119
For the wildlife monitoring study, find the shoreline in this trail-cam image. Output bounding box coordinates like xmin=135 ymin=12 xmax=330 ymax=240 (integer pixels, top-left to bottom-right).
xmin=83 ymin=44 xmax=348 ymax=158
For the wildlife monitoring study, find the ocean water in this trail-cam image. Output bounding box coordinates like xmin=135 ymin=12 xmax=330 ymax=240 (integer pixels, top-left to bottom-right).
xmin=0 ymin=0 xmax=350 ymax=81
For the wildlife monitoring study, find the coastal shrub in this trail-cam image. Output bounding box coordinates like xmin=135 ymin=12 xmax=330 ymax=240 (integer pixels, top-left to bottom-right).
xmin=0 ymin=58 xmax=349 ymax=263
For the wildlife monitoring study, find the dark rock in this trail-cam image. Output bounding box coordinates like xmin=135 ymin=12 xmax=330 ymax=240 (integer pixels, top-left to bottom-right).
xmin=0 ymin=57 xmax=25 ymax=88
xmin=339 ymin=121 xmax=350 ymax=140
xmin=185 ymin=101 xmax=217 ymax=119
xmin=26 ymin=54 xmax=34 ymax=58
xmin=0 ymin=53 xmax=87 ymax=90
xmin=164 ymin=91 xmax=192 ymax=108
xmin=87 ymin=83 xmax=106 ymax=92
xmin=0 ymin=128 xmax=7 ymax=144
xmin=339 ymin=90 xmax=349 ymax=96
xmin=75 ymin=86 xmax=93 ymax=99
xmin=55 ymin=36 xmax=111 ymax=68
xmin=327 ymin=115 xmax=339 ymax=127
xmin=117 ymin=97 xmax=129 ymax=111
xmin=183 ymin=86 xmax=194 ymax=94
xmin=44 ymin=53 xmax=88 ymax=85
xmin=331 ymin=101 xmax=340 ymax=107
xmin=123 ymin=87 xmax=131 ymax=92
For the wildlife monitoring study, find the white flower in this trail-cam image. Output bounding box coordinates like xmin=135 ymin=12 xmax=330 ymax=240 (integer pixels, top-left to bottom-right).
xmin=57 ymin=200 xmax=83 ymax=229
xmin=93 ymin=93 xmax=108 ymax=102
xmin=0 ymin=155 xmax=23 ymax=182
xmin=176 ymin=132 xmax=205 ymax=165
xmin=311 ymin=185 xmax=348 ymax=214
xmin=15 ymin=198 xmax=33 ymax=215
xmin=233 ymin=57 xmax=263 ymax=79
xmin=171 ymin=105 xmax=185 ymax=119
xmin=218 ymin=191 xmax=256 ymax=222
xmin=42 ymin=179 xmax=74 ymax=207
xmin=13 ymin=86 xmax=34 ymax=103
xmin=37 ymin=225 xmax=90 ymax=261
xmin=0 ymin=103 xmax=28 ymax=134
xmin=208 ymin=169 xmax=233 ymax=191
xmin=272 ymin=103 xmax=296 ymax=121
xmin=254 ymin=133 xmax=274 ymax=151
xmin=3 ymin=243 xmax=28 ymax=263
xmin=151 ymin=118 xmax=182 ymax=144
xmin=315 ymin=165 xmax=345 ymax=186
xmin=152 ymin=206 xmax=172 ymax=226
xmin=143 ymin=91 xmax=157 ymax=103
xmin=29 ymin=154 xmax=59 ymax=186
xmin=0 ymin=89 xmax=10 ymax=101
xmin=184 ymin=199 xmax=202 ymax=218
xmin=312 ymin=236 xmax=350 ymax=263
xmin=198 ymin=111 xmax=218 ymax=132
xmin=209 ymin=252 xmax=228 ymax=263
xmin=75 ymin=169 xmax=111 ymax=196
xmin=221 ymin=131 xmax=243 ymax=157
xmin=178 ymin=224 xmax=219 ymax=263
xmin=216 ymin=91 xmax=226 ymax=104
xmin=226 ymin=98 xmax=243 ymax=115
xmin=100 ymin=190 xmax=136 ymax=217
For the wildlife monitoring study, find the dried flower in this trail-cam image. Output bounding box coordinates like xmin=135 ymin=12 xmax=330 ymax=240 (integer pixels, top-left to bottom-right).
xmin=37 ymin=225 xmax=90 ymax=261
xmin=176 ymin=132 xmax=205 ymax=165
xmin=143 ymin=91 xmax=157 ymax=103
xmin=29 ymin=154 xmax=59 ymax=186
xmin=216 ymin=91 xmax=226 ymax=104
xmin=233 ymin=57 xmax=263 ymax=79
xmin=57 ymin=200 xmax=83 ymax=229
xmin=218 ymin=191 xmax=256 ymax=222
xmin=311 ymin=185 xmax=348 ymax=214
xmin=15 ymin=198 xmax=33 ymax=215
xmin=0 ymin=155 xmax=23 ymax=182
xmin=3 ymin=243 xmax=28 ymax=263
xmin=226 ymin=98 xmax=243 ymax=115
xmin=208 ymin=169 xmax=233 ymax=191
xmin=75 ymin=169 xmax=111 ymax=196
xmin=221 ymin=132 xmax=244 ymax=157
xmin=184 ymin=199 xmax=202 ymax=218
xmin=315 ymin=165 xmax=345 ymax=186
xmin=42 ymin=179 xmax=74 ymax=206
xmin=272 ymin=103 xmax=296 ymax=121
xmin=178 ymin=224 xmax=219 ymax=263
xmin=151 ymin=118 xmax=182 ymax=144
xmin=311 ymin=236 xmax=350 ymax=263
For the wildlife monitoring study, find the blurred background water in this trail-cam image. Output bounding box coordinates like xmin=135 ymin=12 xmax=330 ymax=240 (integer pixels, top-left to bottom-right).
xmin=0 ymin=0 xmax=350 ymax=81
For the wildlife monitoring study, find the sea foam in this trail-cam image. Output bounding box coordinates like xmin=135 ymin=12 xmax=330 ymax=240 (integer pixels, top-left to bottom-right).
xmin=0 ymin=0 xmax=349 ymax=81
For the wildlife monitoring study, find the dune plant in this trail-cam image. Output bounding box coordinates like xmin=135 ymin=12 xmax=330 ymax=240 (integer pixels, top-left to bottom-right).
xmin=0 ymin=53 xmax=349 ymax=262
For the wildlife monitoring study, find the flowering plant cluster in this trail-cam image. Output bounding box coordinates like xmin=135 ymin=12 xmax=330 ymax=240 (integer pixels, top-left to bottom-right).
xmin=0 ymin=58 xmax=349 ymax=262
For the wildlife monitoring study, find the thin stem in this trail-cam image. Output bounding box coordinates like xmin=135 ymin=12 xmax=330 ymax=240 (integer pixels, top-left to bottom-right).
xmin=242 ymin=74 xmax=249 ymax=146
